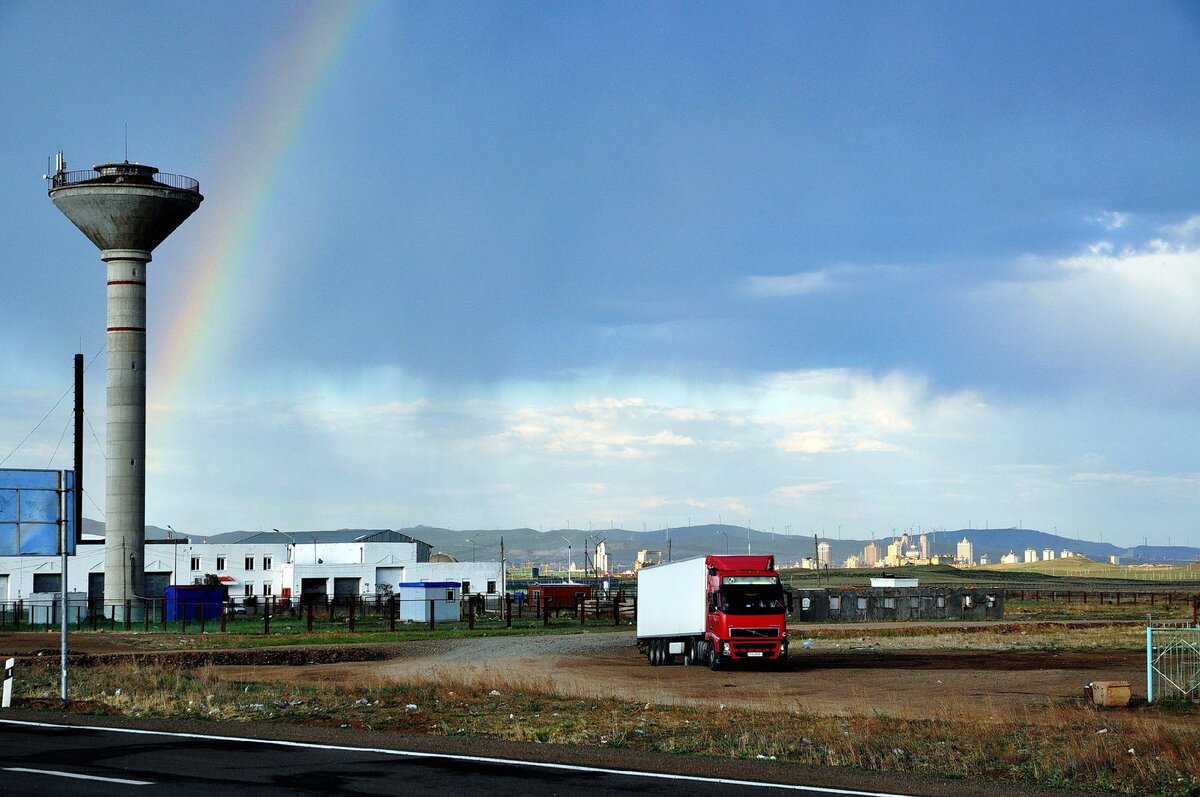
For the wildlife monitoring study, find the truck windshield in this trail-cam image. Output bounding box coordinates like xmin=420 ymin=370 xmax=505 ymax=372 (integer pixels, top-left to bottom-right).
xmin=718 ymin=584 xmax=785 ymax=615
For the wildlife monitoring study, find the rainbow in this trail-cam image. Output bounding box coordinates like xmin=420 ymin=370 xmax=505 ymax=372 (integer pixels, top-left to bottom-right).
xmin=149 ymin=2 xmax=370 ymax=427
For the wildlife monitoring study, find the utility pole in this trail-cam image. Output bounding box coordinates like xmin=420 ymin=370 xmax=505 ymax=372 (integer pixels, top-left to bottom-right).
xmin=814 ymin=533 xmax=821 ymax=587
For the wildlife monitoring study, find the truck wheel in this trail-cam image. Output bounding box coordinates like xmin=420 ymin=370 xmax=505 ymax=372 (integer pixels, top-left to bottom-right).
xmin=648 ymin=639 xmax=660 ymax=666
xmin=681 ymin=640 xmax=694 ymax=666
xmin=708 ymin=644 xmax=722 ymax=671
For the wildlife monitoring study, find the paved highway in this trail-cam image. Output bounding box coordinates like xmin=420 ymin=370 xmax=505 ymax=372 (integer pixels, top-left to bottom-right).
xmin=0 ymin=719 xmax=916 ymax=797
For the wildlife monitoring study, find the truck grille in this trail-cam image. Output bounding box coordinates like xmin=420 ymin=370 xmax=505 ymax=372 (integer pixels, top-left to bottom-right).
xmin=731 ymin=627 xmax=780 ymax=638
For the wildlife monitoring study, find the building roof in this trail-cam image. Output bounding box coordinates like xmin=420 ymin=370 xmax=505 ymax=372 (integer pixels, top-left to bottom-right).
xmin=198 ymin=529 xmax=431 ymax=547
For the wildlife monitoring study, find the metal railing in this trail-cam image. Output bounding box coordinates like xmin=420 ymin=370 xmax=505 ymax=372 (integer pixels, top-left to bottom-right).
xmin=47 ymin=169 xmax=201 ymax=193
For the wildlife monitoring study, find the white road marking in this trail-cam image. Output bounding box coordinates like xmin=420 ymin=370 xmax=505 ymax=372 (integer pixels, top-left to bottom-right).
xmin=0 ymin=718 xmax=919 ymax=797
xmin=4 ymin=766 xmax=152 ymax=785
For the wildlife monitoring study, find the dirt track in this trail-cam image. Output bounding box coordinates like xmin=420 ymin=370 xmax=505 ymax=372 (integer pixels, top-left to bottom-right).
xmin=210 ymin=630 xmax=1144 ymax=719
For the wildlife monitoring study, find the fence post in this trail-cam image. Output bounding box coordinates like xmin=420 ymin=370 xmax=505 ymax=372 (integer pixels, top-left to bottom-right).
xmin=1146 ymin=626 xmax=1154 ymax=704
xmin=327 ymin=597 xmax=335 ymax=623
xmin=468 ymin=599 xmax=475 ymax=631
xmin=306 ymin=603 xmax=313 ymax=633
xmin=428 ymin=599 xmax=435 ymax=630
xmin=161 ymin=599 xmax=168 ymax=631
xmin=1116 ymin=592 xmax=1121 ymax=606
xmin=264 ymin=597 xmax=272 ymax=635
xmin=388 ymin=596 xmax=396 ymax=632
xmin=348 ymin=598 xmax=355 ymax=633
xmin=220 ymin=604 xmax=227 ymax=633
xmin=613 ymin=596 xmax=620 ymax=625
xmin=579 ymin=596 xmax=585 ymax=625
xmin=200 ymin=603 xmax=207 ymax=634
xmin=505 ymin=594 xmax=512 ymax=628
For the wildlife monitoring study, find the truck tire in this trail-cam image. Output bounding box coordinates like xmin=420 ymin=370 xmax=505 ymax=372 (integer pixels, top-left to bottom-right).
xmin=648 ymin=638 xmax=660 ymax=666
xmin=681 ymin=640 xmax=694 ymax=666
xmin=708 ymin=644 xmax=722 ymax=671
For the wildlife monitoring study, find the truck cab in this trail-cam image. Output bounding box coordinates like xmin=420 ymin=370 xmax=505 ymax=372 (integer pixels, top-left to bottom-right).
xmin=701 ymin=556 xmax=789 ymax=669
xmin=636 ymin=554 xmax=790 ymax=670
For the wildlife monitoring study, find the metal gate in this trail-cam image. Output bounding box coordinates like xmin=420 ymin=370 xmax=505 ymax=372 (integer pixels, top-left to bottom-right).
xmin=1147 ymin=625 xmax=1200 ymax=703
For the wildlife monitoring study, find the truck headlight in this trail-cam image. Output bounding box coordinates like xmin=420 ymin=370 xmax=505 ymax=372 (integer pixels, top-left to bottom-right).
xmin=722 ymin=642 xmax=730 ymax=656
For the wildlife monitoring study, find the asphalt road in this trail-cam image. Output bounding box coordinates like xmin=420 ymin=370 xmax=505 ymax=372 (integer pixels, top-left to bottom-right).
xmin=0 ymin=719 xmax=919 ymax=797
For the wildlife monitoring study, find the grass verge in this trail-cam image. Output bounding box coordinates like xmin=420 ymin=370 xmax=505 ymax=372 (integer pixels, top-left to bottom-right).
xmin=11 ymin=658 xmax=1200 ymax=797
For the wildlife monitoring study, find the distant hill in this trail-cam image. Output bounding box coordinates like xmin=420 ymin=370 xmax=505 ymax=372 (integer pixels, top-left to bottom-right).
xmin=79 ymin=520 xmax=1199 ymax=570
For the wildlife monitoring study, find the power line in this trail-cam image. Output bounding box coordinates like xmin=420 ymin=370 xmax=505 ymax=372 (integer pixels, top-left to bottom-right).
xmin=0 ymin=343 xmax=104 ymax=467
xmin=46 ymin=414 xmax=73 ymax=468
xmin=0 ymin=383 xmax=72 ymax=466
xmin=85 ymin=413 xmax=108 ymax=461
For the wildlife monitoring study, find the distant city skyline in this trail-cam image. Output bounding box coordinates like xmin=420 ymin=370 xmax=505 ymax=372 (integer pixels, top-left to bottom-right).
xmin=2 ymin=3 xmax=1198 ymax=549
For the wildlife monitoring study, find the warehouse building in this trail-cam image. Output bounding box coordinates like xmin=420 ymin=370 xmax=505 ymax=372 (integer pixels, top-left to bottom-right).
xmin=0 ymin=529 xmax=502 ymax=612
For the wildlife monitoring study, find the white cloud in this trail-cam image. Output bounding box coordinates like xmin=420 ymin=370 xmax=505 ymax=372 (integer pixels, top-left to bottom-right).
xmin=982 ymin=231 xmax=1200 ymax=401
xmin=1071 ymin=471 xmax=1200 ymax=489
xmin=775 ymin=481 xmax=839 ymax=499
xmin=741 ymin=264 xmax=905 ymax=299
xmin=741 ymin=271 xmax=831 ymax=297
xmin=1161 ymin=215 xmax=1200 ymax=241
xmin=1091 ymin=210 xmax=1128 ymax=231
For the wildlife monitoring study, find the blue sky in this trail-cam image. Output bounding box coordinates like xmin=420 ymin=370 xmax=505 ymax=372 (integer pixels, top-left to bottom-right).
xmin=1 ymin=1 xmax=1198 ymax=547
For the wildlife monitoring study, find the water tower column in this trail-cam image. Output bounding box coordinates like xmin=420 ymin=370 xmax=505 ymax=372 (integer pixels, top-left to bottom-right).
xmin=102 ymin=247 xmax=151 ymax=613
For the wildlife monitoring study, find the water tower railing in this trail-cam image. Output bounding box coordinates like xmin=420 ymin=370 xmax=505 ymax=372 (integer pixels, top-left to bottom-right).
xmin=47 ymin=169 xmax=201 ymax=193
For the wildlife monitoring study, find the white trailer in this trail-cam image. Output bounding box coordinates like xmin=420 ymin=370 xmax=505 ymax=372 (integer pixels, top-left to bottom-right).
xmin=636 ymin=556 xmax=707 ymax=639
xmin=636 ymin=554 xmax=790 ymax=669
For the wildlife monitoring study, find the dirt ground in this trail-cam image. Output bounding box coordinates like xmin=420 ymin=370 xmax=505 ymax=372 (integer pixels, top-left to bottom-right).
xmin=203 ymin=630 xmax=1145 ymax=721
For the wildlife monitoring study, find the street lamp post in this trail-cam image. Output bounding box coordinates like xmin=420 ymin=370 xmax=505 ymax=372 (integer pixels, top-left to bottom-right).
xmin=167 ymin=525 xmax=177 ymax=586
xmin=715 ymin=528 xmax=729 ymax=555
xmin=274 ymin=528 xmax=296 ymax=564
xmin=561 ymin=535 xmax=573 ymax=580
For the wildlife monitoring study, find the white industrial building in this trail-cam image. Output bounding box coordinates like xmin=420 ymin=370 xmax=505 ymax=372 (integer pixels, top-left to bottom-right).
xmin=0 ymin=529 xmax=503 ymax=608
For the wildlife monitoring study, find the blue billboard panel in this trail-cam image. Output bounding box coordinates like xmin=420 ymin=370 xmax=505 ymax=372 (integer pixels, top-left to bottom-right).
xmin=0 ymin=469 xmax=76 ymax=555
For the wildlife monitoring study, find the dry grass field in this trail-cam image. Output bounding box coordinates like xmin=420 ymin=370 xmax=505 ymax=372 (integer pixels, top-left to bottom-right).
xmin=3 ymin=607 xmax=1198 ymax=795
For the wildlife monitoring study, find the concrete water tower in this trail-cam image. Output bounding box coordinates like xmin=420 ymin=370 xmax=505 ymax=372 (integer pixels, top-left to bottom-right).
xmin=48 ymin=156 xmax=203 ymax=619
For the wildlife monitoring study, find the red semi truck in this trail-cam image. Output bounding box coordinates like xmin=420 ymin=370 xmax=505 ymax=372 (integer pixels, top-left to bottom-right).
xmin=636 ymin=554 xmax=791 ymax=670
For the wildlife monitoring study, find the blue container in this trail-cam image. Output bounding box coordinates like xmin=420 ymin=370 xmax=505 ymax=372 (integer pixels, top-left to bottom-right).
xmin=165 ymin=585 xmax=224 ymax=622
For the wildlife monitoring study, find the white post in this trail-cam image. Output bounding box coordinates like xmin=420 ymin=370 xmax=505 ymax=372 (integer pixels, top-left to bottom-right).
xmin=59 ymin=470 xmax=68 ymax=702
xmin=2 ymin=658 xmax=13 ymax=708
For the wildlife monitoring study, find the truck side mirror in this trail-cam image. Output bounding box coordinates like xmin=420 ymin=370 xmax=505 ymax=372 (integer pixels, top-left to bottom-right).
xmin=708 ymin=594 xmax=718 ymax=612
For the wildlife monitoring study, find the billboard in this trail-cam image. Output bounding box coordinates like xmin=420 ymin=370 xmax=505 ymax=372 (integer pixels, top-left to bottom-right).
xmin=0 ymin=469 xmax=76 ymax=555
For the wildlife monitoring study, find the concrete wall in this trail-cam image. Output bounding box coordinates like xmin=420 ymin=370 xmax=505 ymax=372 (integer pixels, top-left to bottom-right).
xmin=794 ymin=586 xmax=1004 ymax=622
